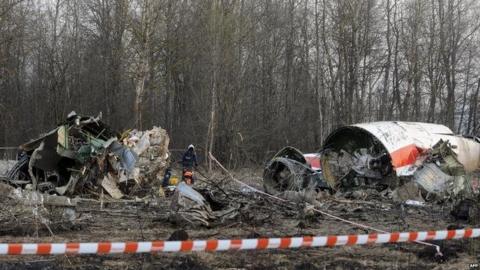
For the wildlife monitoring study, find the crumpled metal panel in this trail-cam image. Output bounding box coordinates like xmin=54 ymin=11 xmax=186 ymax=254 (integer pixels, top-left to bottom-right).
xmin=352 ymin=122 xmax=453 ymax=153
xmin=28 ymin=130 xmax=62 ymax=171
xmin=20 ymin=127 xmax=60 ymax=152
xmin=176 ymin=182 xmax=206 ymax=206
xmin=414 ymin=163 xmax=452 ymax=195
xmin=349 ymin=122 xmax=480 ymax=175
xmin=263 ymin=147 xmax=326 ymax=195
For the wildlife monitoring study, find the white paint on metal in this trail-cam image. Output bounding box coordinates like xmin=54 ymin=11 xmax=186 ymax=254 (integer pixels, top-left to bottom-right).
xmin=353 ymin=121 xmax=480 ymax=173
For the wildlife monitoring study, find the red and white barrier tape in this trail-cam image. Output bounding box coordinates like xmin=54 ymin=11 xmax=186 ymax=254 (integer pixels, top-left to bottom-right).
xmin=1 ymin=228 xmax=479 ymax=255
xmin=207 ymin=153 xmax=443 ymax=254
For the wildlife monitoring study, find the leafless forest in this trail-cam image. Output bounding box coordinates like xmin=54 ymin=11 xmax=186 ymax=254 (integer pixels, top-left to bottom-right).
xmin=1 ymin=0 xmax=479 ymax=165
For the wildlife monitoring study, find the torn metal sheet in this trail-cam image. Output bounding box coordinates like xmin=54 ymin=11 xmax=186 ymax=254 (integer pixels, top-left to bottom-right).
xmin=176 ymin=182 xmax=206 ymax=206
xmin=171 ymin=182 xmax=213 ymax=226
xmin=414 ymin=163 xmax=452 ymax=196
xmin=20 ymin=127 xmax=60 ymax=152
xmin=101 ymin=174 xmax=124 ymax=199
xmin=26 ymin=131 xmax=62 ymax=171
xmin=321 ymin=121 xmax=480 ymax=189
xmin=263 ymin=147 xmax=327 ymax=196
xmin=170 ymin=184 xmax=240 ymax=227
xmin=410 ymin=140 xmax=479 ymax=200
xmin=5 ymin=112 xmax=169 ymax=200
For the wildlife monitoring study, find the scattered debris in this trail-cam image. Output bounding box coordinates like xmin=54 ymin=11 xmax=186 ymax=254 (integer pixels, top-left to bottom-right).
xmin=404 ymin=200 xmax=426 ymax=207
xmin=451 ymin=198 xmax=480 ymax=223
xmin=392 ymin=181 xmax=424 ymax=203
xmin=0 ymin=117 xmax=478 ymax=268
xmin=321 ymin=122 xmax=480 ymax=188
xmin=170 ymin=182 xmax=240 ymax=227
xmin=2 ymin=112 xmax=170 ymax=199
xmin=317 ymin=122 xmax=480 ymax=204
xmin=0 ymin=182 xmax=80 ymax=235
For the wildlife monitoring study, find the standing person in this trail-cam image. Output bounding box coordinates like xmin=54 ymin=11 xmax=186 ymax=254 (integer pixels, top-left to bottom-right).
xmin=182 ymin=144 xmax=197 ymax=184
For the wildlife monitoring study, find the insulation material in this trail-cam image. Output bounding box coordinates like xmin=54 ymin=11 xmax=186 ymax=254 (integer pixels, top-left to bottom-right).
xmin=128 ymin=127 xmax=170 ymax=184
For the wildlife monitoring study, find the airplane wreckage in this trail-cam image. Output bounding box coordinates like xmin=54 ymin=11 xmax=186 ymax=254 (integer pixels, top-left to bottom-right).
xmin=1 ymin=118 xmax=479 ymax=230
xmin=0 ymin=112 xmax=240 ymax=228
xmin=2 ymin=112 xmax=170 ymax=199
xmin=263 ymin=121 xmax=480 ymax=204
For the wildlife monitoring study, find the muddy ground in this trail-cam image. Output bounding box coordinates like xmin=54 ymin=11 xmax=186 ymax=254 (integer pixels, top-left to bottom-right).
xmin=0 ymin=166 xmax=479 ymax=270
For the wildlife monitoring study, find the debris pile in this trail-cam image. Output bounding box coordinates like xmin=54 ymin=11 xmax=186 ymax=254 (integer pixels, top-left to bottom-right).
xmin=170 ymin=182 xmax=215 ymax=226
xmin=125 ymin=127 xmax=170 ymax=185
xmin=263 ymin=122 xmax=480 ymax=206
xmin=170 ymin=182 xmax=240 ymax=227
xmin=3 ymin=112 xmax=170 ymax=199
xmin=321 ymin=122 xmax=479 ymax=191
xmin=412 ymin=140 xmax=479 ymax=201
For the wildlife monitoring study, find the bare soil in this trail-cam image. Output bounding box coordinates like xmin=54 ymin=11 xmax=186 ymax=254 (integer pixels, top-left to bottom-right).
xmin=0 ymin=169 xmax=479 ymax=269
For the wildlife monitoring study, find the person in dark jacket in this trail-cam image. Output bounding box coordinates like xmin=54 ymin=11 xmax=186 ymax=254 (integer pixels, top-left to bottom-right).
xmin=182 ymin=144 xmax=198 ymax=169
xmin=182 ymin=144 xmax=197 ymax=184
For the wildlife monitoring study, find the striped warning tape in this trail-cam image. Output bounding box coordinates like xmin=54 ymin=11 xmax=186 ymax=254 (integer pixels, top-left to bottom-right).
xmin=1 ymin=228 xmax=479 ymax=255
xmin=207 ymin=153 xmax=444 ymax=254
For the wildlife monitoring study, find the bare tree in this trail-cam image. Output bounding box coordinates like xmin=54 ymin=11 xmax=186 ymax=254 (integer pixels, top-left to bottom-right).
xmin=1 ymin=0 xmax=480 ymax=165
